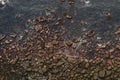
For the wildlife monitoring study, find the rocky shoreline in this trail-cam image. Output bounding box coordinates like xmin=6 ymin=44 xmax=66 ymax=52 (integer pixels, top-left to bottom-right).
xmin=0 ymin=14 xmax=120 ymax=80
xmin=0 ymin=0 xmax=120 ymax=80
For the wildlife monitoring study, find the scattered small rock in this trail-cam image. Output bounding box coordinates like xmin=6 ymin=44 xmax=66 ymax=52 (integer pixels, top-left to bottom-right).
xmin=72 ymin=38 xmax=80 ymax=43
xmin=4 ymin=40 xmax=10 ymax=44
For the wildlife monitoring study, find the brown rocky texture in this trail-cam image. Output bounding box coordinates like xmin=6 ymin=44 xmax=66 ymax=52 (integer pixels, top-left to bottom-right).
xmin=0 ymin=6 xmax=120 ymax=80
xmin=0 ymin=25 xmax=120 ymax=80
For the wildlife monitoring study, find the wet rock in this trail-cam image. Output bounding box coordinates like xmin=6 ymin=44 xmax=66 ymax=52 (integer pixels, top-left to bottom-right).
xmin=85 ymin=63 xmax=89 ymax=68
xmin=93 ymin=73 xmax=98 ymax=79
xmin=104 ymin=11 xmax=112 ymax=20
xmin=65 ymin=41 xmax=73 ymax=47
xmin=68 ymin=0 xmax=75 ymax=4
xmin=34 ymin=24 xmax=42 ymax=32
xmin=107 ymin=66 xmax=112 ymax=70
xmin=81 ymin=20 xmax=88 ymax=25
xmin=45 ymin=42 xmax=53 ymax=48
xmin=97 ymin=44 xmax=106 ymax=49
xmin=42 ymin=65 xmax=47 ymax=73
xmin=56 ymin=61 xmax=64 ymax=66
xmin=0 ymin=55 xmax=2 ymax=58
xmin=0 ymin=34 xmax=5 ymax=40
xmin=81 ymin=69 xmax=86 ymax=74
xmin=97 ymin=36 xmax=102 ymax=40
xmin=109 ymin=48 xmax=115 ymax=53
xmin=98 ymin=70 xmax=106 ymax=78
xmin=54 ymin=22 xmax=60 ymax=26
xmin=36 ymin=16 xmax=46 ymax=22
xmin=26 ymin=68 xmax=32 ymax=72
xmin=115 ymin=27 xmax=120 ymax=35
xmin=116 ymin=44 xmax=120 ymax=50
xmin=85 ymin=30 xmax=94 ymax=37
xmin=52 ymin=40 xmax=59 ymax=45
xmin=106 ymin=71 xmax=112 ymax=76
xmin=82 ymin=39 xmax=87 ymax=45
xmin=48 ymin=72 xmax=52 ymax=80
xmin=9 ymin=56 xmax=19 ymax=65
xmin=51 ymin=69 xmax=59 ymax=74
xmin=18 ymin=35 xmax=24 ymax=41
xmin=11 ymin=45 xmax=16 ymax=49
xmin=118 ymin=78 xmax=120 ymax=80
xmin=27 ymin=19 xmax=33 ymax=24
xmin=66 ymin=14 xmax=72 ymax=19
xmin=9 ymin=33 xmax=17 ymax=38
xmin=106 ymin=54 xmax=111 ymax=59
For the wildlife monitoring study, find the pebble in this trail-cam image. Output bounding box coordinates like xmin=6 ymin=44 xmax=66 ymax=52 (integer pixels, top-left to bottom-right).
xmin=9 ymin=33 xmax=17 ymax=38
xmin=72 ymin=38 xmax=80 ymax=43
xmin=5 ymin=40 xmax=10 ymax=44
xmin=86 ymin=30 xmax=94 ymax=37
xmin=97 ymin=36 xmax=102 ymax=40
xmin=109 ymin=48 xmax=115 ymax=53
xmin=0 ymin=34 xmax=5 ymax=40
xmin=115 ymin=27 xmax=120 ymax=34
xmin=66 ymin=14 xmax=72 ymax=19
xmin=52 ymin=40 xmax=59 ymax=45
xmin=68 ymin=0 xmax=75 ymax=4
xmin=81 ymin=69 xmax=86 ymax=74
xmin=98 ymin=70 xmax=106 ymax=78
xmin=106 ymin=71 xmax=112 ymax=76
xmin=104 ymin=12 xmax=112 ymax=20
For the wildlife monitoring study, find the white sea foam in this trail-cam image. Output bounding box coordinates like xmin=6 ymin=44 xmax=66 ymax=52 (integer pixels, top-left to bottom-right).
xmin=84 ymin=0 xmax=91 ymax=7
xmin=0 ymin=0 xmax=9 ymax=8
xmin=0 ymin=0 xmax=9 ymax=4
xmin=0 ymin=0 xmax=5 ymax=5
xmin=75 ymin=0 xmax=92 ymax=9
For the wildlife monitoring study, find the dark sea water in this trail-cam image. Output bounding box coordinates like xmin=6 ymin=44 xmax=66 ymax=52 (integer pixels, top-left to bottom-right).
xmin=0 ymin=0 xmax=120 ymax=40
